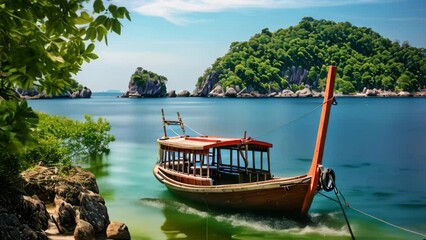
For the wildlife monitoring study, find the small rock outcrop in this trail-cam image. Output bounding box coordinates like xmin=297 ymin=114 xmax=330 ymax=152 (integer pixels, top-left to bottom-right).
xmin=166 ymin=90 xmax=176 ymax=97
xmin=280 ymin=89 xmax=295 ymax=97
xmin=295 ymin=87 xmax=313 ymax=97
xmin=53 ymin=197 xmax=76 ymax=233
xmin=176 ymin=90 xmax=190 ymax=97
xmin=79 ymin=191 xmax=109 ymax=234
xmin=224 ymin=87 xmax=237 ymax=97
xmin=106 ymin=221 xmax=131 ymax=240
xmin=18 ymin=166 xmax=129 ymax=239
xmin=365 ymin=89 xmax=378 ymax=96
xmin=122 ymin=67 xmax=167 ymax=98
xmin=74 ymin=219 xmax=95 ymax=240
xmin=0 ymin=189 xmax=49 ymax=240
xmin=398 ymin=91 xmax=412 ymax=97
xmin=209 ymin=85 xmax=224 ymax=97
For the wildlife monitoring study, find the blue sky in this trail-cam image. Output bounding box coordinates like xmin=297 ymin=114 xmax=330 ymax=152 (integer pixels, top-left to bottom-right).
xmin=75 ymin=0 xmax=426 ymax=92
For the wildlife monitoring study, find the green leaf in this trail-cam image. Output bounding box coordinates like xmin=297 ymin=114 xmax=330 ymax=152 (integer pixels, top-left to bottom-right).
xmin=86 ymin=43 xmax=95 ymax=53
xmin=112 ymin=19 xmax=121 ymax=35
xmin=108 ymin=4 xmax=118 ymax=18
xmin=75 ymin=11 xmax=93 ymax=25
xmin=85 ymin=53 xmax=98 ymax=60
xmin=93 ymin=0 xmax=105 ymax=13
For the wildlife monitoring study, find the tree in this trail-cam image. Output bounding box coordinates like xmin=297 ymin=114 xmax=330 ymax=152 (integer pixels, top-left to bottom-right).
xmin=0 ymin=0 xmax=130 ymax=177
xmin=197 ymin=17 xmax=425 ymax=93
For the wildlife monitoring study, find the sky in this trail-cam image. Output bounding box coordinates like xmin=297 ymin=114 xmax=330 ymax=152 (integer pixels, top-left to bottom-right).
xmin=74 ymin=0 xmax=426 ymax=92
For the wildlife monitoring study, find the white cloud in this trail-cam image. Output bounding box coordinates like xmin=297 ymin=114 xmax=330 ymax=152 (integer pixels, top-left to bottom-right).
xmin=129 ymin=0 xmax=382 ymax=24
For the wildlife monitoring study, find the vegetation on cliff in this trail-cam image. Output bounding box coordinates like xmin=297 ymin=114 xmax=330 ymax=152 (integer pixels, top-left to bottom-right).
xmin=197 ymin=17 xmax=426 ymax=94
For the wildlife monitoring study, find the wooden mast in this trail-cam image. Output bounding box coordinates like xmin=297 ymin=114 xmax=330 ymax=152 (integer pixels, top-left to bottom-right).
xmin=301 ymin=66 xmax=337 ymax=216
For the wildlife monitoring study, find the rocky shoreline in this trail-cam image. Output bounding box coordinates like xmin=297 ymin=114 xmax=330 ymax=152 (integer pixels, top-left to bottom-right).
xmin=122 ymin=86 xmax=426 ymax=98
xmin=0 ymin=166 xmax=130 ymax=240
xmin=17 ymin=87 xmax=93 ymax=100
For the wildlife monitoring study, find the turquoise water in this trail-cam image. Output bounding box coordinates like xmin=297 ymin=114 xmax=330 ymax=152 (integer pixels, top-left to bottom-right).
xmin=29 ymin=94 xmax=426 ymax=239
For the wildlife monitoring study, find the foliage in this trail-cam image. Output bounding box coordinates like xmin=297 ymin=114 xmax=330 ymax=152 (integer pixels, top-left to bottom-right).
xmin=0 ymin=100 xmax=38 ymax=153
xmin=0 ymin=0 xmax=129 ymax=177
xmin=197 ymin=17 xmax=426 ymax=93
xmin=11 ymin=113 xmax=116 ymax=172
xmin=130 ymin=67 xmax=168 ymax=96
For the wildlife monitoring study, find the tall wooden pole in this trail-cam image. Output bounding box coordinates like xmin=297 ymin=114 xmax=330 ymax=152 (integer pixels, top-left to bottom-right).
xmin=301 ymin=66 xmax=337 ymax=216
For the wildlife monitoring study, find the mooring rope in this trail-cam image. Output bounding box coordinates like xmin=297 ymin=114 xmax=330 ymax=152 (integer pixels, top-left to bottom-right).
xmin=184 ymin=123 xmax=205 ymax=136
xmin=318 ymin=189 xmax=426 ymax=238
xmin=254 ymin=96 xmax=336 ymax=139
xmin=166 ymin=124 xmax=181 ymax=136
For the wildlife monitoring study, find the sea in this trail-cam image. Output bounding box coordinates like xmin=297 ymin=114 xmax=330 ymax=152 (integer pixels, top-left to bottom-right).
xmin=28 ymin=93 xmax=426 ymax=240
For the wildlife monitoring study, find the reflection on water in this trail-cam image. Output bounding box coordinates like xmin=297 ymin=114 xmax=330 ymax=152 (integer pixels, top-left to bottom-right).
xmin=140 ymin=198 xmax=352 ymax=240
xmin=84 ymin=153 xmax=111 ymax=179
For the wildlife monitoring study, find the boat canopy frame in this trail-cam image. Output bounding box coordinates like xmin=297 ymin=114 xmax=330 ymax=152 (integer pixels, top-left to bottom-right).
xmin=158 ymin=112 xmax=274 ymax=185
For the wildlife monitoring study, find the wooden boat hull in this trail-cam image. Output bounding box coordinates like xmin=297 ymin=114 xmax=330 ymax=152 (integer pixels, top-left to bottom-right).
xmin=154 ymin=165 xmax=312 ymax=217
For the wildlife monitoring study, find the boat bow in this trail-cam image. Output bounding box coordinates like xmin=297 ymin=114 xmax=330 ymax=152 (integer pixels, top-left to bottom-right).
xmin=301 ymin=66 xmax=337 ymax=216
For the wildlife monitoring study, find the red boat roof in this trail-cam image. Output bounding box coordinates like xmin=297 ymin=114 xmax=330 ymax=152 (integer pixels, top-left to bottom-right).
xmin=157 ymin=136 xmax=273 ymax=151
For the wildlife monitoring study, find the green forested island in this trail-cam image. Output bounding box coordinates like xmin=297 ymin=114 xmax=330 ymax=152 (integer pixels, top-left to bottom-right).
xmin=196 ymin=17 xmax=426 ymax=95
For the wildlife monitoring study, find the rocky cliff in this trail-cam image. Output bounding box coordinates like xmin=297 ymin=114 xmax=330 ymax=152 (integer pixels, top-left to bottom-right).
xmin=0 ymin=166 xmax=130 ymax=240
xmin=122 ymin=67 xmax=167 ymax=98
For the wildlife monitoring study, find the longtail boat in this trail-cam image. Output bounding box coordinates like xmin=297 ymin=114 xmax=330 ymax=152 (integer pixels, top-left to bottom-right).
xmin=154 ymin=66 xmax=338 ymax=218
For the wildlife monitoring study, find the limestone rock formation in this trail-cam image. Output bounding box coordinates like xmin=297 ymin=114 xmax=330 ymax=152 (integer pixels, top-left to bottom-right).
xmin=194 ymin=72 xmax=219 ymax=97
xmin=122 ymin=67 xmax=167 ymax=98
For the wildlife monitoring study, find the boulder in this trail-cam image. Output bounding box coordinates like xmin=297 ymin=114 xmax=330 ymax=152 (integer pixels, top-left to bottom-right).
xmin=80 ymin=87 xmax=92 ymax=98
xmin=379 ymin=91 xmax=398 ymax=97
xmin=22 ymin=195 xmax=50 ymax=231
xmin=365 ymin=89 xmax=377 ymax=96
xmin=239 ymin=93 xmax=253 ymax=98
xmin=312 ymin=91 xmax=322 ymax=98
xmin=0 ymin=192 xmax=49 ymax=240
xmin=79 ymin=191 xmax=109 ymax=234
xmin=106 ymin=221 xmax=131 ymax=240
xmin=22 ymin=166 xmax=99 ymax=205
xmin=280 ymin=89 xmax=295 ymax=97
xmin=21 ymin=166 xmax=59 ymax=203
xmin=224 ymin=87 xmax=237 ymax=98
xmin=53 ymin=197 xmax=76 ymax=233
xmin=398 ymin=91 xmax=412 ymax=97
xmin=71 ymin=91 xmax=80 ymax=98
xmin=267 ymin=92 xmax=278 ymax=98
xmin=0 ymin=213 xmax=21 ymax=240
xmin=74 ymin=220 xmax=95 ymax=240
xmin=415 ymin=91 xmax=426 ymax=97
xmin=295 ymin=87 xmax=312 ymax=97
xmin=176 ymin=90 xmax=190 ymax=97
xmin=166 ymin=90 xmax=176 ymax=97
xmin=209 ymin=85 xmax=224 ymax=97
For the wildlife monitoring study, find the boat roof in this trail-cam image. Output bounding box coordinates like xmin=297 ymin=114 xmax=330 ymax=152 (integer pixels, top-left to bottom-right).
xmin=157 ymin=136 xmax=273 ymax=151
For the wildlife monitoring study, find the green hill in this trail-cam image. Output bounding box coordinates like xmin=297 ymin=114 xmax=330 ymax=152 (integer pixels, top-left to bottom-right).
xmin=196 ymin=17 xmax=426 ymax=94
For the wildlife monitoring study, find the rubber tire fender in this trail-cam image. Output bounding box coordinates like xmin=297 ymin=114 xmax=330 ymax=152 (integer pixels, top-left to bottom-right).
xmin=320 ymin=167 xmax=336 ymax=192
